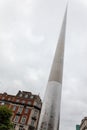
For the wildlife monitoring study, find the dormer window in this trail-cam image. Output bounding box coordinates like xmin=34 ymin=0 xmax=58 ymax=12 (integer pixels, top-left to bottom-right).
xmin=30 ymin=96 xmax=34 ymax=99
xmin=2 ymin=97 xmax=5 ymax=100
xmin=25 ymin=95 xmax=28 ymax=98
xmin=8 ymin=97 xmax=11 ymax=101
xmin=19 ymin=94 xmax=22 ymax=97
xmin=16 ymin=99 xmax=20 ymax=102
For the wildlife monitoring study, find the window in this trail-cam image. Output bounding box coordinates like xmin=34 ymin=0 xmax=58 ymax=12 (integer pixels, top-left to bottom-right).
xmin=16 ymin=99 xmax=20 ymax=102
xmin=19 ymin=125 xmax=24 ymax=130
xmin=25 ymin=108 xmax=29 ymax=113
xmin=31 ymin=120 xmax=35 ymax=126
xmin=8 ymin=97 xmax=11 ymax=101
xmin=19 ymin=94 xmax=22 ymax=97
xmin=14 ymin=115 xmax=20 ymax=122
xmin=22 ymin=100 xmax=25 ymax=104
xmin=2 ymin=97 xmax=5 ymax=100
xmin=34 ymin=110 xmax=37 ymax=116
xmin=28 ymin=101 xmax=31 ymax=105
xmin=17 ymin=107 xmax=23 ymax=114
xmin=20 ymin=116 xmax=26 ymax=124
xmin=13 ymin=124 xmax=16 ymax=129
xmin=25 ymin=95 xmax=28 ymax=98
xmin=13 ymin=105 xmax=17 ymax=111
xmin=10 ymin=113 xmax=14 ymax=120
xmin=30 ymin=96 xmax=34 ymax=99
xmin=1 ymin=102 xmax=5 ymax=105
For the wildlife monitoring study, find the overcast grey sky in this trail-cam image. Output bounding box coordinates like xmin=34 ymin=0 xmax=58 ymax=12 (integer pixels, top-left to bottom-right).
xmin=0 ymin=0 xmax=87 ymax=130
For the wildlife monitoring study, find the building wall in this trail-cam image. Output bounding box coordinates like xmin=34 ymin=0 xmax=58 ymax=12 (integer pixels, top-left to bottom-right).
xmin=0 ymin=91 xmax=42 ymax=130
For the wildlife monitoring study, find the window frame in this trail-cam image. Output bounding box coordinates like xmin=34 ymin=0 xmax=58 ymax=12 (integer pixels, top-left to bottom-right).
xmin=14 ymin=115 xmax=20 ymax=122
xmin=20 ymin=116 xmax=27 ymax=124
xmin=13 ymin=105 xmax=17 ymax=111
xmin=17 ymin=106 xmax=23 ymax=114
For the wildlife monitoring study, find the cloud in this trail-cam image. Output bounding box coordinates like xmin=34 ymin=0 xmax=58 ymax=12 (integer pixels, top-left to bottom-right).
xmin=0 ymin=0 xmax=87 ymax=130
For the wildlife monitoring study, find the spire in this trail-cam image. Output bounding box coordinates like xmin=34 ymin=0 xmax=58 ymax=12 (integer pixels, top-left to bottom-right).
xmin=49 ymin=7 xmax=67 ymax=83
xmin=38 ymin=7 xmax=67 ymax=130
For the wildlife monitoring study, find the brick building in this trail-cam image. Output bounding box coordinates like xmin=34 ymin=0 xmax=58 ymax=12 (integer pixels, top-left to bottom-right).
xmin=0 ymin=90 xmax=42 ymax=130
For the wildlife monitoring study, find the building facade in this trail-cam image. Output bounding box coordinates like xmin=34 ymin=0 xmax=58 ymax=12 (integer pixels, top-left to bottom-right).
xmin=80 ymin=117 xmax=87 ymax=130
xmin=0 ymin=91 xmax=42 ymax=130
xmin=76 ymin=125 xmax=80 ymax=130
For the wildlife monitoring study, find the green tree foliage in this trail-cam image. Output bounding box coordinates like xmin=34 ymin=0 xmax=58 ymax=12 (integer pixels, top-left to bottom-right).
xmin=0 ymin=105 xmax=13 ymax=130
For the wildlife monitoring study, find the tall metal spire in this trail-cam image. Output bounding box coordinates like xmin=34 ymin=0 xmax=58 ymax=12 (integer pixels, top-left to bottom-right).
xmin=49 ymin=8 xmax=67 ymax=83
xmin=38 ymin=7 xmax=67 ymax=130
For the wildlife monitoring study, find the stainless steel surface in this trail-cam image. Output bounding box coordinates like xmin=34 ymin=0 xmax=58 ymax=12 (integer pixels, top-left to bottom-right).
xmin=48 ymin=8 xmax=67 ymax=83
xmin=38 ymin=8 xmax=67 ymax=130
xmin=38 ymin=81 xmax=61 ymax=130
